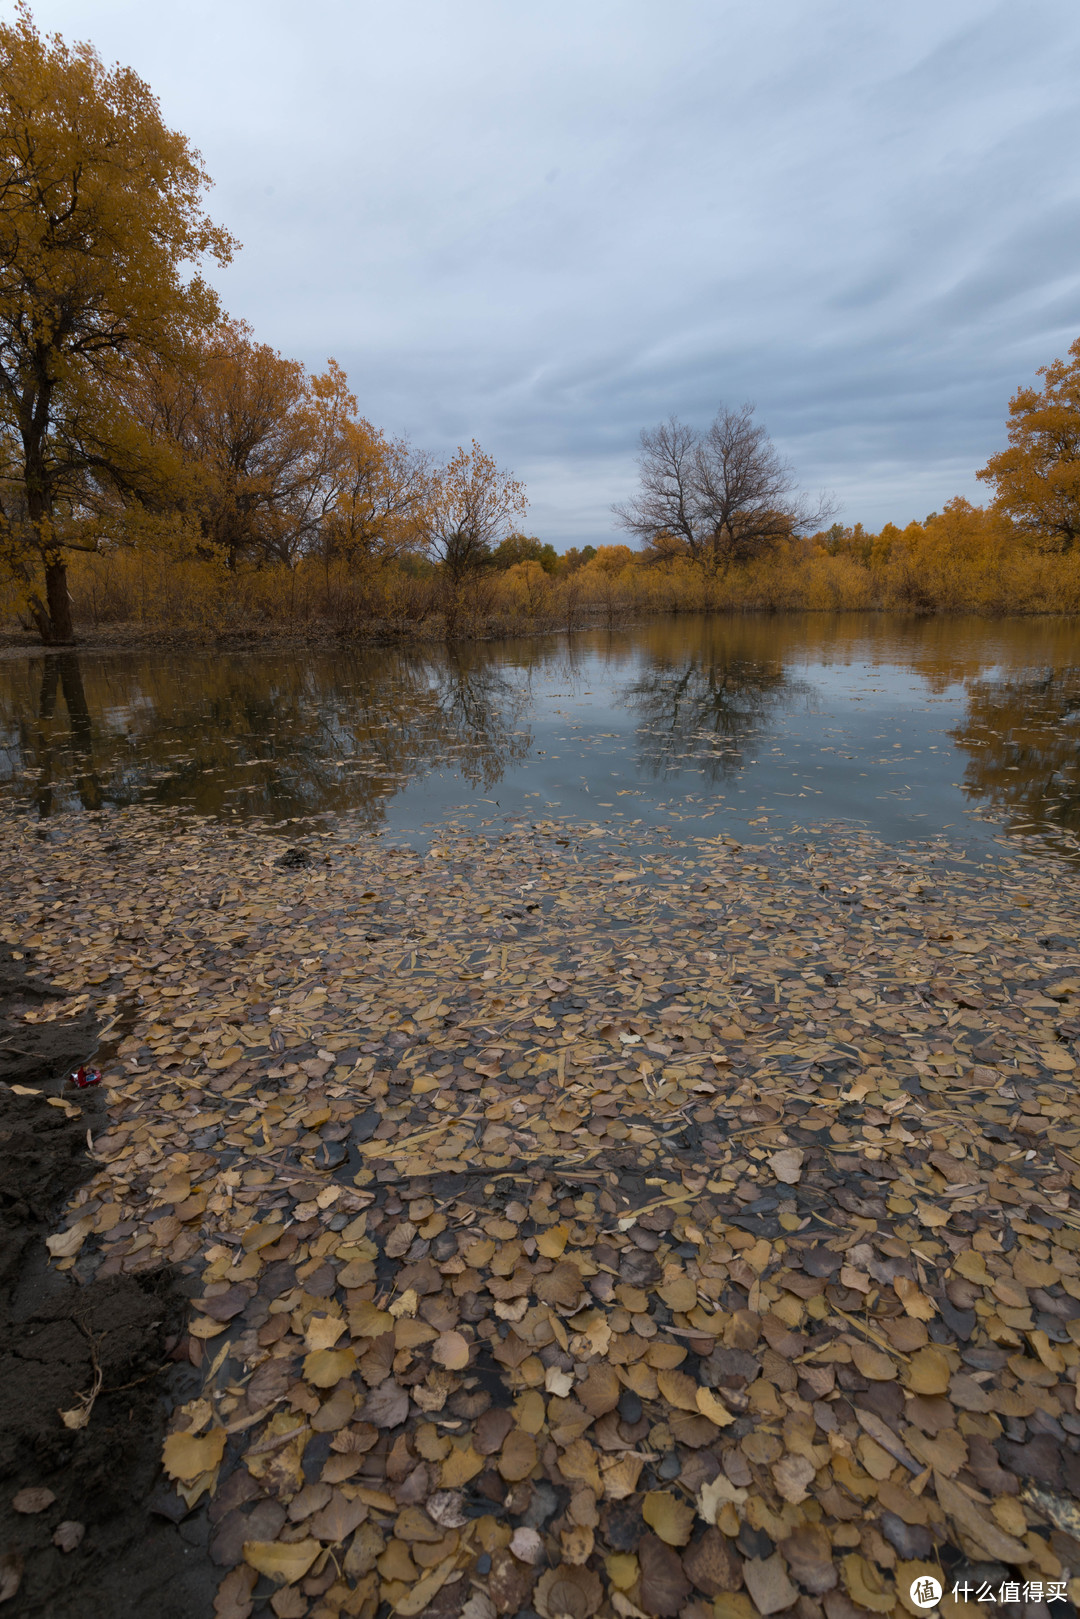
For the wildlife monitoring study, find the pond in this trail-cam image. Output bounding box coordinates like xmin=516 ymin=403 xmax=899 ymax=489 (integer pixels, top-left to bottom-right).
xmin=2 ymin=612 xmax=1080 ymax=856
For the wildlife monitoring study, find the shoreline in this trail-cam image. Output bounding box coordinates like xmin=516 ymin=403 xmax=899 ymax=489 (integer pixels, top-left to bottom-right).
xmin=4 ymin=601 xmax=1080 ymax=659
xmin=4 ymin=805 xmax=1080 ymax=1615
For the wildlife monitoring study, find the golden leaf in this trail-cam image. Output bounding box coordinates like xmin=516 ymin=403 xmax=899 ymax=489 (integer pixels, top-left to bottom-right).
xmin=303 ymin=1347 xmax=357 ymax=1388
xmin=242 ymin=1538 xmax=321 ymax=1584
xmin=656 ymin=1368 xmax=699 ymax=1410
xmin=162 ymin=1427 xmax=227 ymax=1483
xmin=642 ymin=1490 xmax=695 ymax=1547
xmin=536 ymin=1223 xmax=569 ymax=1258
xmin=696 ymin=1387 xmax=735 ymax=1427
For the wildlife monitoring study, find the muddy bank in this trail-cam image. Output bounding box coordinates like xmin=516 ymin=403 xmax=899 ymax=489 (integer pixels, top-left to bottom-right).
xmin=0 ymin=950 xmax=213 ymax=1618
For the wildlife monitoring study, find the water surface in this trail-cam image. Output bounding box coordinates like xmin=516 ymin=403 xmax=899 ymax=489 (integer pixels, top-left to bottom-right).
xmin=2 ymin=613 xmax=1079 ymax=856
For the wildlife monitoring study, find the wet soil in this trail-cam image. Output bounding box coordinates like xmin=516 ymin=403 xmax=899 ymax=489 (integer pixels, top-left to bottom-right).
xmin=0 ymin=952 xmax=214 ymax=1618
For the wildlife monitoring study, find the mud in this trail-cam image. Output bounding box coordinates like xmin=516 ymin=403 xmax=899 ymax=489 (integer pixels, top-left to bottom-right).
xmin=0 ymin=950 xmax=215 ymax=1618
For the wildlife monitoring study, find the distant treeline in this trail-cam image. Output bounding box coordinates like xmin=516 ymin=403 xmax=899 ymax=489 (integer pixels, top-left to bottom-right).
xmin=39 ymin=495 xmax=1079 ymax=644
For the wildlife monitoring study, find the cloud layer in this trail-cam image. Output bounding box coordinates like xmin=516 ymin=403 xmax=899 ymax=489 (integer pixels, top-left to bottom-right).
xmin=31 ymin=0 xmax=1080 ymax=542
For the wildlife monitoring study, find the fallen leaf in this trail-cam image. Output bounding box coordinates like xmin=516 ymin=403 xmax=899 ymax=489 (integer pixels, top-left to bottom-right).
xmin=643 ymin=1490 xmax=696 ymax=1547
xmin=742 ymin=1554 xmax=798 ymax=1617
xmin=498 ymin=1427 xmax=537 ymax=1482
xmin=771 ymin=1453 xmax=815 ymax=1504
xmin=12 ymin=1487 xmax=56 ymax=1514
xmin=242 ymin=1538 xmax=321 ymax=1584
xmin=638 ymin=1532 xmax=692 ymax=1616
xmin=162 ymin=1427 xmax=226 ymax=1483
xmin=768 ymin=1149 xmax=804 ymax=1185
xmin=432 ymin=1330 xmax=470 ymax=1370
xmin=535 ymin=1563 xmax=604 ymax=1619
xmin=52 ymin=1521 xmax=85 ymax=1554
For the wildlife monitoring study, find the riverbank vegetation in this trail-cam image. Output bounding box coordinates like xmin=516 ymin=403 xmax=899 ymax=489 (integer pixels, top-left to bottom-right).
xmin=29 ymin=490 xmax=1080 ymax=645
xmin=2 ymin=8 xmax=1080 ymax=647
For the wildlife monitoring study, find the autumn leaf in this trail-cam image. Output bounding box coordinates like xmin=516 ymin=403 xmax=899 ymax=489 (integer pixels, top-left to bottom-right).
xmin=242 ymin=1539 xmax=321 ymax=1584
xmin=162 ymin=1427 xmax=226 ymax=1483
xmin=642 ymin=1491 xmax=695 ymax=1547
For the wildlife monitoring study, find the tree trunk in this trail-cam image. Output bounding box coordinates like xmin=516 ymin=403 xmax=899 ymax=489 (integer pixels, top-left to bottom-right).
xmin=42 ymin=557 xmax=75 ymax=643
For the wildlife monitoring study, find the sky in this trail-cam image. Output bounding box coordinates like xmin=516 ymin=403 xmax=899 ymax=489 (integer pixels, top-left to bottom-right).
xmin=26 ymin=0 xmax=1080 ymax=547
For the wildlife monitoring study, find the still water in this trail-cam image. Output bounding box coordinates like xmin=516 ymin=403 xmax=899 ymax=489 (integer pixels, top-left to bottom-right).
xmin=2 ymin=614 xmax=1080 ymax=854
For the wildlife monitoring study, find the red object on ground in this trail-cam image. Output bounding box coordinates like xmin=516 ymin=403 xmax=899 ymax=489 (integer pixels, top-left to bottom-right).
xmin=68 ymin=1067 xmax=101 ymax=1088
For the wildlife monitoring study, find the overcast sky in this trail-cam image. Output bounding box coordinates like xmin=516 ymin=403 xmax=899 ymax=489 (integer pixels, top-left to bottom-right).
xmin=28 ymin=0 xmax=1080 ymax=546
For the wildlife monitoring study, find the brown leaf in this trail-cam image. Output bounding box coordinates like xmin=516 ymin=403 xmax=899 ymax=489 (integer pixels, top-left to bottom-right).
xmin=577 ymin=1363 xmax=620 ymax=1416
xmin=214 ymin=1564 xmax=257 ymax=1619
xmin=934 ymin=1474 xmax=1029 ymax=1563
xmin=475 ymin=1407 xmax=515 ymax=1455
xmin=303 ymin=1346 xmax=357 ymax=1388
xmin=534 ymin=1260 xmax=585 ymax=1309
xmin=162 ymin=1427 xmax=226 ymax=1483
xmin=638 ymin=1531 xmax=693 ymax=1616
xmin=488 ymin=1546 xmax=539 ymax=1614
xmin=363 ymin=1378 xmax=409 ymax=1428
xmin=308 ymin=1490 xmax=368 ymax=1543
xmin=432 ymin=1330 xmax=470 ymax=1370
xmin=498 ymin=1427 xmax=537 ymax=1482
xmin=682 ymin=1526 xmax=743 ymax=1595
xmin=780 ymin=1524 xmax=837 ymax=1595
xmin=841 ymin=1551 xmax=895 ymax=1613
xmin=768 ymin=1148 xmax=804 ymax=1184
xmin=52 ymin=1521 xmax=85 ymax=1554
xmin=742 ymin=1553 xmax=799 ymax=1615
xmin=242 ymin=1538 xmax=321 ymax=1584
xmin=0 ymin=1553 xmax=21 ymax=1605
xmin=12 ymin=1486 xmax=56 ymax=1514
xmin=426 ymin=1490 xmax=469 ymax=1529
xmin=534 ymin=1563 xmax=603 ymax=1619
xmin=510 ymin=1526 xmax=544 ymax=1563
xmin=771 ymin=1454 xmax=815 ymax=1504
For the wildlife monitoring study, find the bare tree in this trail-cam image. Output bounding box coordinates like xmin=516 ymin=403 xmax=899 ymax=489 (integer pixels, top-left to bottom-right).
xmin=614 ymin=404 xmax=833 ymax=571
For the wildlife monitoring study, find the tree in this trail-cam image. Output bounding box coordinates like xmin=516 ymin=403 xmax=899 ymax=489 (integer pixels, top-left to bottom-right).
xmin=321 ymin=417 xmax=430 ymax=569
xmin=128 ymin=322 xmax=352 ymax=569
xmin=421 ymin=441 xmax=526 ymax=636
xmin=977 ymin=335 xmax=1080 ymax=552
xmin=613 ymin=404 xmax=832 ymax=572
xmin=491 ymin=532 xmax=559 ymax=573
xmin=0 ymin=6 xmax=236 ymax=641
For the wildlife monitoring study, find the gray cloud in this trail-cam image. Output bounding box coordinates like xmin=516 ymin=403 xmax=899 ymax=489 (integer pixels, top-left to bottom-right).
xmin=29 ymin=0 xmax=1080 ymax=543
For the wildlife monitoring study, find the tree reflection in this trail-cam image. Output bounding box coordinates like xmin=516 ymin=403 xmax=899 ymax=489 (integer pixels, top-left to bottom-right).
xmin=953 ymin=666 xmax=1080 ymax=838
xmin=0 ymin=645 xmax=531 ymax=823
xmin=619 ymin=620 xmax=808 ymax=783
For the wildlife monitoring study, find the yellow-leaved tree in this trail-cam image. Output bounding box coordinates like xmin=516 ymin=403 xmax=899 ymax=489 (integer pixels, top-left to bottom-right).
xmin=0 ymin=4 xmax=236 ymax=641
xmin=421 ymin=441 xmax=526 ymax=638
xmin=977 ymin=335 xmax=1080 ymax=552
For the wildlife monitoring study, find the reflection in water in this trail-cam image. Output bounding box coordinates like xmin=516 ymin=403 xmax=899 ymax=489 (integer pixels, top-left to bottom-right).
xmin=2 ymin=615 xmax=1080 ymax=853
xmin=0 ymin=647 xmax=532 ymax=825
xmin=620 ymin=621 xmax=809 ymax=784
xmin=954 ymin=667 xmax=1080 ymax=840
